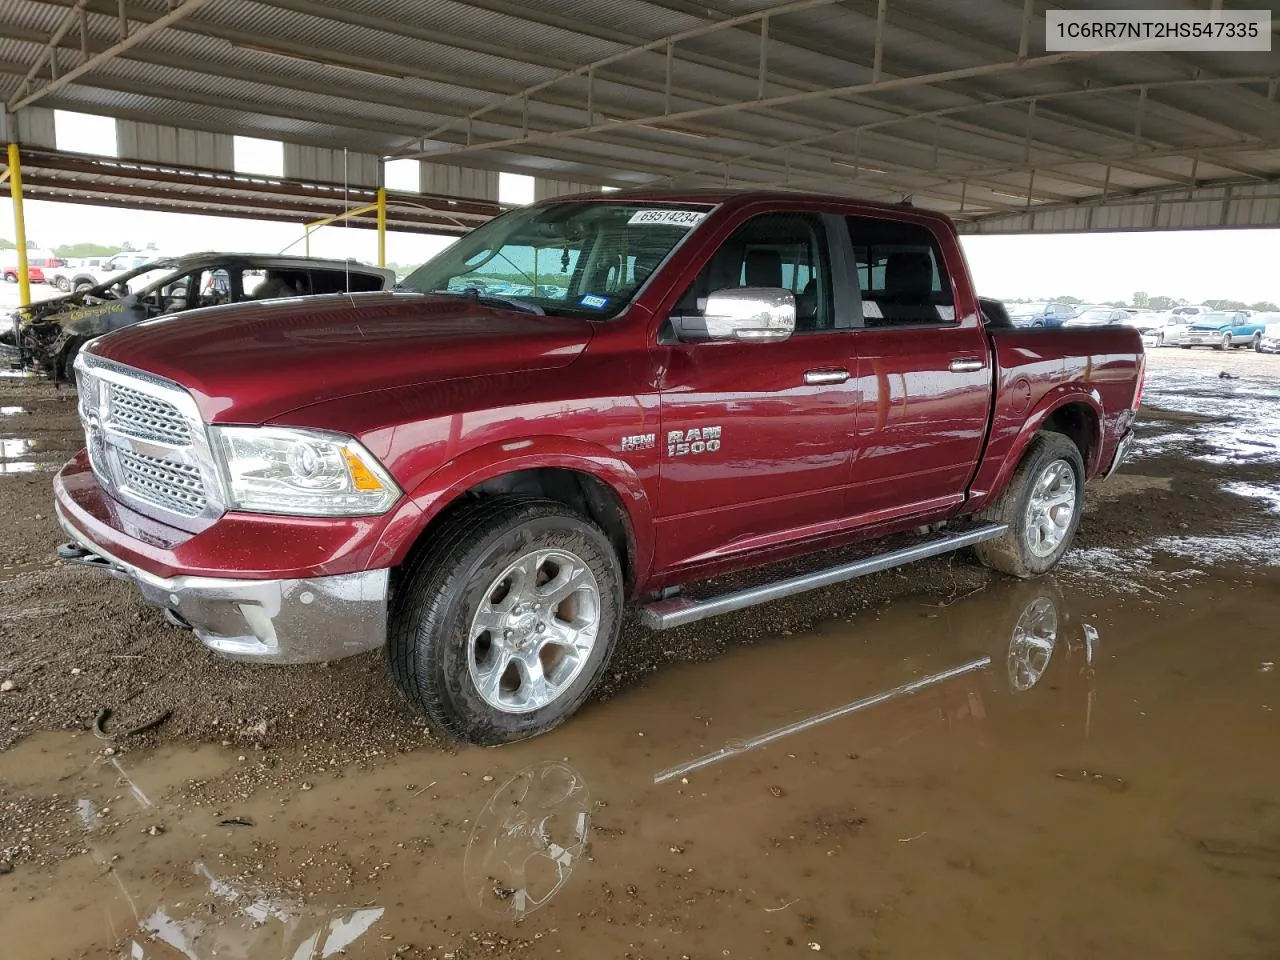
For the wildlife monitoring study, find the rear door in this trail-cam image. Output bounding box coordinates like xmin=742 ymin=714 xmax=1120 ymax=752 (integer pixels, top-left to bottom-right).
xmin=654 ymin=209 xmax=858 ymax=571
xmin=842 ymin=213 xmax=993 ymax=523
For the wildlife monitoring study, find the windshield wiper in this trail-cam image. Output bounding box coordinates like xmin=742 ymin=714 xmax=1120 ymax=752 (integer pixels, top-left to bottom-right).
xmin=424 ymin=288 xmax=545 ymax=316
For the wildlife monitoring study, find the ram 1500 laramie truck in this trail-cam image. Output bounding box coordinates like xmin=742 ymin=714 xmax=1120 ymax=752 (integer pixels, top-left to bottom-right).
xmin=53 ymin=191 xmax=1144 ymax=744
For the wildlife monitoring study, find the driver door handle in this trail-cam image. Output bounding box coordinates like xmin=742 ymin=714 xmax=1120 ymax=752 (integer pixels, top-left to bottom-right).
xmin=949 ymin=357 xmax=985 ymax=373
xmin=804 ymin=368 xmax=850 ymax=385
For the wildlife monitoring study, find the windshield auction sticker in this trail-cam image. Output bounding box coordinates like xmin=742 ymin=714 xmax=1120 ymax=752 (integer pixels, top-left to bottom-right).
xmin=628 ymin=209 xmax=707 ymax=228
xmin=1046 ymin=9 xmax=1270 ymax=50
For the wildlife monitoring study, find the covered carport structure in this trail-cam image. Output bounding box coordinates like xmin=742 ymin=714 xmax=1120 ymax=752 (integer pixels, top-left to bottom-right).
xmin=0 ymin=0 xmax=1277 ymax=246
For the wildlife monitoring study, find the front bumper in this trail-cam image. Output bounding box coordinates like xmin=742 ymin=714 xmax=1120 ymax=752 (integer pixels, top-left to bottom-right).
xmin=1104 ymin=430 xmax=1135 ymax=480
xmin=1258 ymin=338 xmax=1280 ymax=354
xmin=56 ymin=507 xmax=390 ymax=664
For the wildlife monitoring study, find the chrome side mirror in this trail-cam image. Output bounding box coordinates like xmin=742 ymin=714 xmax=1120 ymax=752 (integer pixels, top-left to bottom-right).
xmin=672 ymin=287 xmax=796 ymax=343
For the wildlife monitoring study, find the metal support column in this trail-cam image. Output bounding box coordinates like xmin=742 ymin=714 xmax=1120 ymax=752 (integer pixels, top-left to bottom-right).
xmin=376 ymin=187 xmax=387 ymax=268
xmin=7 ymin=142 xmax=31 ymax=308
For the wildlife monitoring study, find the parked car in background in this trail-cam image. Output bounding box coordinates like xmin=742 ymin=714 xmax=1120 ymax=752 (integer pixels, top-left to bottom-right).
xmin=1006 ymin=301 xmax=1076 ymax=328
xmin=47 ymin=252 xmax=155 ymax=293
xmin=2 ymin=248 xmax=66 ymax=284
xmin=1120 ymin=309 xmax=1163 ymax=334
xmin=1168 ymin=305 xmax=1213 ymax=322
xmin=1143 ymin=312 xmax=1188 ymax=347
xmin=3 ymin=253 xmax=395 ymax=381
xmin=1255 ymin=314 xmax=1280 ymax=354
xmin=1064 ymin=307 xmax=1129 ymax=328
xmin=1183 ymin=311 xmax=1267 ymax=350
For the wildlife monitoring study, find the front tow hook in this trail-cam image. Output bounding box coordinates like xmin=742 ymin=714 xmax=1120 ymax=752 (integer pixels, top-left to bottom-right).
xmin=57 ymin=541 xmax=122 ymax=574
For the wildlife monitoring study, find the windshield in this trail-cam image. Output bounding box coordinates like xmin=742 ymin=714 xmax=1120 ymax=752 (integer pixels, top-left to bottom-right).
xmin=400 ymin=202 xmax=712 ymax=319
xmin=86 ymin=258 xmax=180 ymax=297
xmin=1198 ymin=312 xmax=1233 ymax=324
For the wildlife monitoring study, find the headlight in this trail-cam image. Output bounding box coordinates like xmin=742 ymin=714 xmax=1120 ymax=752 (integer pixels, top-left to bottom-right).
xmin=211 ymin=426 xmax=401 ymax=516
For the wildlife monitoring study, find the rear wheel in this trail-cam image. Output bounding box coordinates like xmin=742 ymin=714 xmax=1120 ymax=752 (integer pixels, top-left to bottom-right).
xmin=1251 ymin=332 xmax=1262 ymax=352
xmin=54 ymin=276 xmax=70 ymax=292
xmin=388 ymin=498 xmax=623 ymax=745
xmin=975 ymin=432 xmax=1085 ymax=579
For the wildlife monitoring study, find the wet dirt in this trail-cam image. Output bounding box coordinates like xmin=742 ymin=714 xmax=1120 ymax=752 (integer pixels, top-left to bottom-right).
xmin=2 ymin=348 xmax=1280 ymax=957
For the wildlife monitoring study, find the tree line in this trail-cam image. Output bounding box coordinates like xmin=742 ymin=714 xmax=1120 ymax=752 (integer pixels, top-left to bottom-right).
xmin=1009 ymin=291 xmax=1279 ymax=312
xmin=0 ymin=238 xmax=159 ymax=257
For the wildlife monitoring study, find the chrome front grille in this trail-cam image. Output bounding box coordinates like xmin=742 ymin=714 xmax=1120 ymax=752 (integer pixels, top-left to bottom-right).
xmin=116 ymin=448 xmax=207 ymax=516
xmin=108 ymin=382 xmax=191 ymax=444
xmin=76 ymin=356 xmax=222 ymax=530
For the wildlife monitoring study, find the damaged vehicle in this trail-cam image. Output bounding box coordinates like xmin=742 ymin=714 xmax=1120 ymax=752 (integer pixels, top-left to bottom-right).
xmin=2 ymin=252 xmax=395 ymax=381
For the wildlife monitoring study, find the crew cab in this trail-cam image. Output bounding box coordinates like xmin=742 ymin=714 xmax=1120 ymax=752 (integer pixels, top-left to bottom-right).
xmin=51 ymin=191 xmax=1145 ymax=744
xmin=1182 ymin=310 xmax=1267 ymax=350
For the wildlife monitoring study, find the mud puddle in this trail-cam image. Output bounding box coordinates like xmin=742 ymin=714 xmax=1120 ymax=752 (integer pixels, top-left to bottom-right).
xmin=1138 ymin=369 xmax=1280 ymax=466
xmin=4 ymin=572 xmax=1279 ymax=958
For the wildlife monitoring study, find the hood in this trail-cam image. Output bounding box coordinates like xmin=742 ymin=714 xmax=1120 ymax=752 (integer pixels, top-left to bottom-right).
xmin=1189 ymin=320 xmax=1231 ymax=331
xmin=88 ymin=292 xmax=594 ymax=423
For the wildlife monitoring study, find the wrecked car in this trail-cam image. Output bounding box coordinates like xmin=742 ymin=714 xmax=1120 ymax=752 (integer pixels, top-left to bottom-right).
xmin=2 ymin=252 xmax=395 ymax=381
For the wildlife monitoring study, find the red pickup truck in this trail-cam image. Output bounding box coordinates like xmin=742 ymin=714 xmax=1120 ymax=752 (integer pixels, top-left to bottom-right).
xmin=53 ymin=191 xmax=1144 ymax=744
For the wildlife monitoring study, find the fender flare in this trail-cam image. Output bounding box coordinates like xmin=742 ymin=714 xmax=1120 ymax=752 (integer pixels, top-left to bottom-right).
xmin=368 ymin=436 xmax=655 ymax=580
xmin=986 ymin=389 xmax=1105 ymax=502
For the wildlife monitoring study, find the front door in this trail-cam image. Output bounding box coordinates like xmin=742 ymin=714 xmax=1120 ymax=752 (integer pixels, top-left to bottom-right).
xmin=844 ymin=214 xmax=993 ymax=523
xmin=654 ymin=211 xmax=857 ymax=572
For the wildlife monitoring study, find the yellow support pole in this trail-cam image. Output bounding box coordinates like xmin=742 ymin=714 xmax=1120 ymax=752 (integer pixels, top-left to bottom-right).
xmin=376 ymin=187 xmax=387 ymax=268
xmin=7 ymin=142 xmax=31 ymax=308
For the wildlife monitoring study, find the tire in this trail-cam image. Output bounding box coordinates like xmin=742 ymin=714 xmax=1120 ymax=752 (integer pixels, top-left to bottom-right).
xmin=1215 ymin=332 xmax=1231 ymax=351
xmin=1255 ymin=333 xmax=1264 ymax=353
xmin=54 ymin=276 xmax=70 ymax=292
xmin=974 ymin=432 xmax=1086 ymax=579
xmin=3 ymin=273 xmax=15 ymax=283
xmin=1155 ymin=331 xmax=1165 ymax=346
xmin=388 ymin=497 xmax=623 ymax=745
xmin=74 ymin=281 xmax=94 ymax=293
xmin=59 ymin=338 xmax=85 ymax=386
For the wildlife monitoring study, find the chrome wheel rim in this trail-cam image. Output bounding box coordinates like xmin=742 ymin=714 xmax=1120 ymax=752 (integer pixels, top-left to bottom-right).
xmin=1024 ymin=459 xmax=1077 ymax=558
xmin=1006 ymin=595 xmax=1059 ymax=692
xmin=468 ymin=548 xmax=601 ymax=714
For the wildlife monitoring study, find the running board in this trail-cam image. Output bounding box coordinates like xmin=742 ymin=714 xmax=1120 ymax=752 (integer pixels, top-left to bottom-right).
xmin=638 ymin=523 xmax=1007 ymax=631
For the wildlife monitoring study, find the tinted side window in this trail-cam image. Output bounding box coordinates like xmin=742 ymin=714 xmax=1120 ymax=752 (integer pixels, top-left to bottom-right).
xmin=675 ymin=212 xmax=835 ymax=334
xmin=847 ymin=216 xmax=954 ymax=327
xmin=308 ymin=269 xmax=384 ymax=295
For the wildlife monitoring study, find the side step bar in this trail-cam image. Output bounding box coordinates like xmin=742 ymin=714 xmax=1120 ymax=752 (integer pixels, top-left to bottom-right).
xmin=639 ymin=523 xmax=1007 ymax=631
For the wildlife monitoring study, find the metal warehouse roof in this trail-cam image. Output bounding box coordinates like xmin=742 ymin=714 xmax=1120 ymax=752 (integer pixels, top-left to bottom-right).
xmin=0 ymin=0 xmax=1277 ymax=232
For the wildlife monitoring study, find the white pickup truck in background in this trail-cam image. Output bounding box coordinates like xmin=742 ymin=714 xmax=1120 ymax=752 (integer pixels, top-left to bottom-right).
xmin=46 ymin=253 xmax=156 ymax=292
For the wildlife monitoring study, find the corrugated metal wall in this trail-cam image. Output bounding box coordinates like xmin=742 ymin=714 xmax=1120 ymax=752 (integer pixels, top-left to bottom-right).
xmin=421 ymin=162 xmax=498 ymax=201
xmin=117 ymin=120 xmax=234 ymax=170
xmin=284 ymin=143 xmax=380 ymax=187
xmin=0 ymin=106 xmax=56 ymax=149
xmin=958 ymin=183 xmax=1280 ymax=234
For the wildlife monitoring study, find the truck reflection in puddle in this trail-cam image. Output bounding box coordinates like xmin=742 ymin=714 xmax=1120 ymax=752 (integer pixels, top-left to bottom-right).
xmin=656 ymin=580 xmax=1101 ymax=784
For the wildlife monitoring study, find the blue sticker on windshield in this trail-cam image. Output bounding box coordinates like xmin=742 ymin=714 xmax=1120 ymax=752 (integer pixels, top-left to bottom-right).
xmin=579 ymin=294 xmax=609 ymax=309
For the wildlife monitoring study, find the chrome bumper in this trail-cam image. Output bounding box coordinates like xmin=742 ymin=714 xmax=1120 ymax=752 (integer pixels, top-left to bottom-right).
xmin=57 ymin=513 xmax=389 ymax=664
xmin=1104 ymin=430 xmax=1135 ymax=480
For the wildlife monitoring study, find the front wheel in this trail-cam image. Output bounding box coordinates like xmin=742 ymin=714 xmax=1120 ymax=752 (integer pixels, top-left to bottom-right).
xmin=1155 ymin=331 xmax=1165 ymax=346
xmin=1216 ymin=332 xmax=1232 ymax=351
xmin=975 ymin=432 xmax=1085 ymax=578
xmin=54 ymin=276 xmax=70 ymax=292
xmin=388 ymin=498 xmax=623 ymax=745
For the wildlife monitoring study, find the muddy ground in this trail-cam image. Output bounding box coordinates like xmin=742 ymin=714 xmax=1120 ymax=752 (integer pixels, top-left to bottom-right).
xmin=2 ymin=347 xmax=1279 ymax=959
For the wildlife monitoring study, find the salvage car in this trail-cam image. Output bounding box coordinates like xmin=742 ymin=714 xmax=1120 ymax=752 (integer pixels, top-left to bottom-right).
xmin=52 ymin=190 xmax=1145 ymax=744
xmin=3 ymin=253 xmax=395 ymax=381
xmin=1254 ymin=314 xmax=1280 ymax=354
xmin=1181 ymin=310 xmax=1267 ymax=350
xmin=1063 ymin=306 xmax=1129 ymax=328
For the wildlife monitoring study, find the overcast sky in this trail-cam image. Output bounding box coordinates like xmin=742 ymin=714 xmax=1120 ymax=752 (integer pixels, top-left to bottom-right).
xmin=1 ymin=195 xmax=1276 ymax=305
